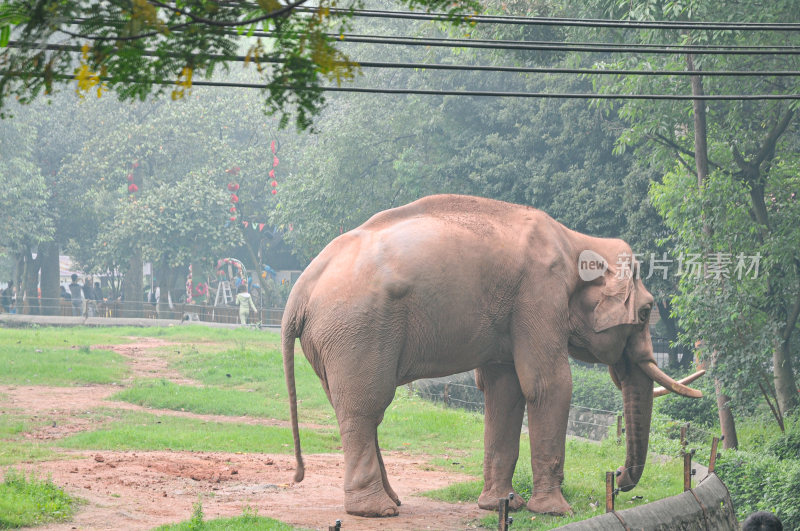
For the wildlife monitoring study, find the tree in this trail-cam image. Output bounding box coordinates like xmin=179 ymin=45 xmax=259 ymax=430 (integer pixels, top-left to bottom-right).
xmin=0 ymin=0 xmax=477 ymax=130
xmin=576 ymin=0 xmax=800 ymax=425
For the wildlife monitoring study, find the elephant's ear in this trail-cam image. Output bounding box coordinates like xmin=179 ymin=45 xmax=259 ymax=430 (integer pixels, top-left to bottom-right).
xmin=592 ymin=264 xmax=638 ymax=332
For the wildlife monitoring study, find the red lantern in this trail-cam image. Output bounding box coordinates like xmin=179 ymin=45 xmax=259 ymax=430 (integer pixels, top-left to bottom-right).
xmin=230 ymin=216 xmax=236 ymax=222
xmin=270 ymin=140 xmax=276 ymax=153
xmin=271 ymin=180 xmax=277 ymax=188
xmin=269 ymin=169 xmax=275 ymax=178
xmin=229 ymin=206 xmax=236 ymax=213
xmin=230 ymin=194 xmax=239 ymax=203
xmin=273 ymin=156 xmax=279 ymax=167
xmin=271 ymin=189 xmax=277 ymax=195
xmin=128 ymin=183 xmax=138 ymax=193
xmin=127 ymin=173 xmax=134 ymax=182
xmin=234 ymin=183 xmax=240 ymax=191
xmin=227 ymin=182 xmax=236 ymax=191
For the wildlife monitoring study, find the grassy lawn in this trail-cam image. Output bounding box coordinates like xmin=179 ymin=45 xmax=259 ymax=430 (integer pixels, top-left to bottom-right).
xmin=0 ymin=325 xmax=715 ymax=530
xmin=0 ymin=415 xmax=56 ymax=466
xmin=152 ymin=504 xmax=311 ymax=531
xmin=55 ymin=409 xmax=341 ymax=454
xmin=0 ymin=469 xmax=76 ymax=528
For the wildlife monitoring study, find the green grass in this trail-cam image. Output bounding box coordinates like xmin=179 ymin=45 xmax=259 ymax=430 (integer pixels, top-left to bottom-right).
xmin=152 ymin=504 xmax=309 ymax=531
xmin=55 ymin=409 xmax=341 ymax=454
xmin=0 ymin=468 xmax=76 ymax=528
xmin=0 ymin=415 xmax=57 ymax=466
xmin=111 ymin=380 xmax=301 ymax=421
xmin=0 ymin=344 xmax=128 ymax=386
xmin=170 ymin=341 xmax=335 ymax=423
xmin=426 ymin=436 xmax=684 ymax=530
xmin=0 ymin=324 xmax=272 ymax=347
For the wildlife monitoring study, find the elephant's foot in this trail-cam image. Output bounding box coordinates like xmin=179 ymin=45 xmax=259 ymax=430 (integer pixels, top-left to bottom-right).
xmin=345 ymin=481 xmax=400 ymax=517
xmin=527 ymin=489 xmax=571 ymax=516
xmin=477 ymin=488 xmax=526 ymax=511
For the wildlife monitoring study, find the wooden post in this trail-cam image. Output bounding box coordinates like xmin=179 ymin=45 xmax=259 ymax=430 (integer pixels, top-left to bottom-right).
xmin=497 ymin=493 xmax=511 ymax=531
xmin=683 ymin=449 xmax=695 ymax=491
xmin=709 ymin=436 xmax=720 ymax=474
xmin=605 ymin=471 xmax=615 ymax=513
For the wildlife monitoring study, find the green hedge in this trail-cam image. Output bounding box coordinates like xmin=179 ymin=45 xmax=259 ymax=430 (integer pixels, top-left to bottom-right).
xmin=715 ymin=451 xmax=800 ymax=529
xmin=570 ymin=363 xmax=622 ymax=412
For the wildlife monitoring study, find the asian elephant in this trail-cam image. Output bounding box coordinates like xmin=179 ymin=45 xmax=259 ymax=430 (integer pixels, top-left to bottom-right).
xmin=281 ymin=194 xmax=703 ymax=517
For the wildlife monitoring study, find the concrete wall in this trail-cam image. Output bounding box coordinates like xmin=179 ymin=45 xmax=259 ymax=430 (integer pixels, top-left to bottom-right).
xmin=555 ymin=473 xmax=738 ymax=530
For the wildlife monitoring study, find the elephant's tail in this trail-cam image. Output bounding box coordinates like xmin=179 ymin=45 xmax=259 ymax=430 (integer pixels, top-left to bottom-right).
xmin=282 ymin=312 xmax=305 ymax=483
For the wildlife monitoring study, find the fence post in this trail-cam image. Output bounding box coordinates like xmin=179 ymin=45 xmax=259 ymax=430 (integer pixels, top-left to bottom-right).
xmin=498 ymin=493 xmax=513 ymax=531
xmin=683 ymin=448 xmax=696 ymax=491
xmin=605 ymin=471 xmax=615 ymax=513
xmin=708 ymin=436 xmax=720 ymax=474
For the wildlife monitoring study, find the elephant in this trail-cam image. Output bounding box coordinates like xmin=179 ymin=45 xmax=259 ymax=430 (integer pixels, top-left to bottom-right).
xmin=281 ymin=194 xmax=703 ymax=517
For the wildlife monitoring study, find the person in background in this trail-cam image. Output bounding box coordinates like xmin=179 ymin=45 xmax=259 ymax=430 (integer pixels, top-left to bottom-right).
xmin=235 ymin=284 xmax=257 ymax=325
xmin=1 ymin=281 xmax=15 ymax=314
xmin=83 ymin=275 xmax=95 ymax=317
xmin=68 ymin=274 xmax=83 ymax=316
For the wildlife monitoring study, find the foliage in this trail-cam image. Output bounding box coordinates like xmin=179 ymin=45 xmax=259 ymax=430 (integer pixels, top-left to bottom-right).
xmin=716 ymin=451 xmax=800 ymax=529
xmin=0 ymin=468 xmax=76 ymax=528
xmin=653 ymin=375 xmax=718 ymax=427
xmin=570 ymin=363 xmax=623 ymax=412
xmin=567 ymin=0 xmax=800 ymax=418
xmin=0 ymin=0 xmax=479 ymax=130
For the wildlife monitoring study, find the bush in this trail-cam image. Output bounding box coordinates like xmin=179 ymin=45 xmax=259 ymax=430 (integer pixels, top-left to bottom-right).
xmin=653 ymin=384 xmax=718 ymax=427
xmin=767 ymin=424 xmax=800 ymax=460
xmin=570 ymin=363 xmax=623 ymax=412
xmin=716 ymin=450 xmax=800 ymax=529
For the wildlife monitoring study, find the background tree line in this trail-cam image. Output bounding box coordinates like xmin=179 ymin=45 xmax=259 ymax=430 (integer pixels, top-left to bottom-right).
xmin=1 ymin=0 xmax=798 ymax=438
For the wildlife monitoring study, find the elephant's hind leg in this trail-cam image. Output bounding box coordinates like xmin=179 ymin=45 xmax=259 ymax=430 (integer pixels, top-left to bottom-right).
xmin=476 ymin=363 xmax=527 ymax=511
xmin=338 ymin=415 xmax=399 ymax=517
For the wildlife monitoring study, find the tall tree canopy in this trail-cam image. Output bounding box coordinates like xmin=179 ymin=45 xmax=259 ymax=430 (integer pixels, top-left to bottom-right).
xmin=0 ymin=0 xmax=477 ymax=129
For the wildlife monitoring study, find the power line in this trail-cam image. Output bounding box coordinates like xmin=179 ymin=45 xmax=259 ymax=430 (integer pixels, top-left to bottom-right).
xmin=12 ymin=41 xmax=800 ymax=78
xmin=293 ymin=6 xmax=800 ymax=31
xmin=5 ymin=69 xmax=798 ymax=99
xmin=329 ymin=32 xmax=800 ymax=55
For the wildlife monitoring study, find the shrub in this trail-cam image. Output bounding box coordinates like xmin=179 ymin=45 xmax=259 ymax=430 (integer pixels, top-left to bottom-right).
xmin=570 ymin=363 xmax=622 ymax=412
xmin=716 ymin=450 xmax=800 ymax=529
xmin=653 ymin=385 xmax=718 ymax=427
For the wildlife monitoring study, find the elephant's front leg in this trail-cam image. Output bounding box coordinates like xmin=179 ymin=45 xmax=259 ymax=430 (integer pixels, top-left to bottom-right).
xmin=475 ymin=363 xmax=527 ymax=511
xmin=521 ymin=358 xmax=572 ymax=515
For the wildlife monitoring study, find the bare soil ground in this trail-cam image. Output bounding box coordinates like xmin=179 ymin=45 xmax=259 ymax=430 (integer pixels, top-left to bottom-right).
xmin=1 ymin=340 xmax=489 ymax=531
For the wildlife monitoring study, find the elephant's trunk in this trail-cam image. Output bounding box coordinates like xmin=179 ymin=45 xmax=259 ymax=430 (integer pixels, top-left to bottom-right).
xmin=613 ymin=358 xmax=653 ymax=491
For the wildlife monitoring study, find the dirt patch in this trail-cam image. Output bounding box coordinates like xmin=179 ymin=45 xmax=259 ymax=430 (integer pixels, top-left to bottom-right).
xmin=22 ymin=451 xmax=486 ymax=531
xmin=4 ymin=337 xmax=489 ymax=530
xmin=94 ymin=338 xmax=196 ymax=385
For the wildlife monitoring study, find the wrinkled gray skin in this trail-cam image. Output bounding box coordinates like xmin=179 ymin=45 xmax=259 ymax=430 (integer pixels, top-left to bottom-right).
xmin=282 ymin=195 xmax=701 ymax=517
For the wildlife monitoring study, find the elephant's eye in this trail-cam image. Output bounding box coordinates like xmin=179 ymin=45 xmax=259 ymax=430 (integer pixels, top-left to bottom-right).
xmin=638 ymin=307 xmax=651 ymax=323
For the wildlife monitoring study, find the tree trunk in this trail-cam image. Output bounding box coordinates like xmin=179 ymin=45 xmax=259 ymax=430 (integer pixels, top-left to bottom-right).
xmin=21 ymin=247 xmax=41 ymax=315
xmin=716 ymin=381 xmax=739 ymax=449
xmin=122 ymin=248 xmax=144 ymax=318
xmin=688 ymin=53 xmax=740 ymax=448
xmin=39 ymin=241 xmax=60 ymax=316
xmin=773 ymin=338 xmax=798 ymax=415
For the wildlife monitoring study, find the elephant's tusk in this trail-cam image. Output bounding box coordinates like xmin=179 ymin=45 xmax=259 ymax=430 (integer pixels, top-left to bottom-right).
xmin=639 ymin=362 xmax=703 ymax=398
xmin=653 ymin=369 xmax=706 ymax=397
